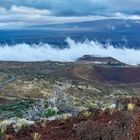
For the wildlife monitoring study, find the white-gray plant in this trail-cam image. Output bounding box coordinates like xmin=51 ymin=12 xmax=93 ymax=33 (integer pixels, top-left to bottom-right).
xmin=22 ymin=99 xmax=45 ymax=121
xmin=48 ymin=81 xmax=80 ymax=115
xmin=0 ymin=118 xmax=34 ymax=133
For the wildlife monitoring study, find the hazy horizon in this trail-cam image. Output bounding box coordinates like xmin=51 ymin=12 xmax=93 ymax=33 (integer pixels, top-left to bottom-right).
xmin=0 ymin=0 xmax=140 ymax=64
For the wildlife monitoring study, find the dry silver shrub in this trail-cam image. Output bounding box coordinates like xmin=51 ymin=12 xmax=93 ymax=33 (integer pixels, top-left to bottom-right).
xmin=23 ymin=81 xmax=80 ymax=121
xmin=22 ymin=99 xmax=45 ymax=121
xmin=48 ymin=81 xmax=80 ymax=115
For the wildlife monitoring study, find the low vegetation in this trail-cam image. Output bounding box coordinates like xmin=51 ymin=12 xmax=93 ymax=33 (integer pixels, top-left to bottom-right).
xmin=0 ymin=60 xmax=140 ymax=139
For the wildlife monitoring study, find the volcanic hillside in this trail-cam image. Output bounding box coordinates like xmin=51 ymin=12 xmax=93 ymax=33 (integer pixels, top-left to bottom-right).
xmin=73 ymin=65 xmax=140 ymax=85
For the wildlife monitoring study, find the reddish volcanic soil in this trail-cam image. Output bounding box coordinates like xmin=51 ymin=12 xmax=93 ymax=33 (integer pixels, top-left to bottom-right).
xmin=94 ymin=66 xmax=140 ymax=84
xmin=3 ymin=105 xmax=140 ymax=140
xmin=73 ymin=65 xmax=140 ymax=85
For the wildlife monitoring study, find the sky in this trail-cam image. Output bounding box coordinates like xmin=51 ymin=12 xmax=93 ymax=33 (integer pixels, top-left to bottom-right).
xmin=0 ymin=0 xmax=140 ymax=28
xmin=0 ymin=1 xmax=140 ymax=64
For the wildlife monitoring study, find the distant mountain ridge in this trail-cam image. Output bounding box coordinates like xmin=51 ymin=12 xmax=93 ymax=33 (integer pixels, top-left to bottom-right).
xmin=0 ymin=19 xmax=140 ymax=49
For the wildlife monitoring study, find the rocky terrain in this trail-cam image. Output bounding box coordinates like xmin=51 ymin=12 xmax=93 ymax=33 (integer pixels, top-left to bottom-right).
xmin=0 ymin=56 xmax=140 ymax=139
xmin=2 ymin=97 xmax=140 ymax=140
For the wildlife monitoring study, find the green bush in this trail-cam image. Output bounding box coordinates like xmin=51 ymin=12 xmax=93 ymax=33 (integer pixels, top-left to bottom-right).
xmin=43 ymin=107 xmax=58 ymax=118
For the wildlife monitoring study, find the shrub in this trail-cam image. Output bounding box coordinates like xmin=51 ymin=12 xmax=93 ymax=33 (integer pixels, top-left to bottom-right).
xmin=32 ymin=132 xmax=41 ymax=140
xmin=48 ymin=82 xmax=80 ymax=115
xmin=127 ymin=103 xmax=135 ymax=111
xmin=22 ymin=99 xmax=45 ymax=120
xmin=0 ymin=118 xmax=34 ymax=133
xmin=0 ymin=120 xmax=12 ymax=133
xmin=42 ymin=107 xmax=58 ymax=118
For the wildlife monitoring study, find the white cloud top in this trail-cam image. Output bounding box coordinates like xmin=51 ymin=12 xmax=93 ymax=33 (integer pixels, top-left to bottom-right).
xmin=0 ymin=38 xmax=139 ymax=65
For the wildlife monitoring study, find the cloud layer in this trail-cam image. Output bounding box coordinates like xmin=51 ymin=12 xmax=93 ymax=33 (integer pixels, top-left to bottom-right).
xmin=1 ymin=0 xmax=140 ymax=16
xmin=0 ymin=38 xmax=139 ymax=65
xmin=0 ymin=0 xmax=140 ymax=28
xmin=0 ymin=4 xmax=140 ymax=28
xmin=0 ymin=5 xmax=112 ymax=28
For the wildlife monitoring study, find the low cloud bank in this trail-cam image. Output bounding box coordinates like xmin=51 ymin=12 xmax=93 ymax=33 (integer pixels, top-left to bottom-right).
xmin=0 ymin=38 xmax=139 ymax=65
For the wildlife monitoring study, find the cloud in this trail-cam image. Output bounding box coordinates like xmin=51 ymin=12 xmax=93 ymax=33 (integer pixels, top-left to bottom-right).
xmin=0 ymin=5 xmax=110 ymax=28
xmin=1 ymin=0 xmax=140 ymax=16
xmin=0 ymin=38 xmax=139 ymax=65
xmin=1 ymin=5 xmax=140 ymax=28
xmin=114 ymin=13 xmax=140 ymax=20
xmin=10 ymin=5 xmax=51 ymax=15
